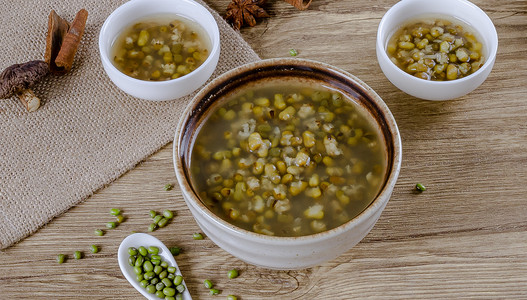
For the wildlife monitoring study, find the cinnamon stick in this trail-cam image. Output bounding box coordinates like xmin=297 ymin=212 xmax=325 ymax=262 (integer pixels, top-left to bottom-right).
xmin=45 ymin=10 xmax=70 ymax=74
xmin=283 ymin=0 xmax=312 ymax=10
xmin=55 ymin=9 xmax=88 ymax=73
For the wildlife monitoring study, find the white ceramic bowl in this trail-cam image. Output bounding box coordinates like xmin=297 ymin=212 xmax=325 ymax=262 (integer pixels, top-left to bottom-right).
xmin=376 ymin=0 xmax=498 ymax=100
xmin=173 ymin=58 xmax=402 ymax=270
xmin=99 ymin=0 xmax=220 ymax=101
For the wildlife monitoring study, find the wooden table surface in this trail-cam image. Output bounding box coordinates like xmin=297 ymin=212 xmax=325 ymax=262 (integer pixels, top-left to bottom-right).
xmin=1 ymin=0 xmax=526 ymax=299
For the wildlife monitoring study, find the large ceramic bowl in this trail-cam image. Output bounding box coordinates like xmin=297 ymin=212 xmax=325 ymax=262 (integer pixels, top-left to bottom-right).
xmin=173 ymin=58 xmax=402 ymax=270
xmin=376 ymin=0 xmax=498 ymax=100
xmin=99 ymin=0 xmax=220 ymax=101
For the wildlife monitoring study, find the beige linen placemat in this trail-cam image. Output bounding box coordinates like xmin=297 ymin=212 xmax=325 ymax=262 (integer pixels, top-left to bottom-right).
xmin=0 ymin=0 xmax=259 ymax=249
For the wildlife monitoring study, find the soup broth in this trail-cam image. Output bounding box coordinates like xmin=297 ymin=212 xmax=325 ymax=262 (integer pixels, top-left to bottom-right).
xmin=387 ymin=15 xmax=485 ymax=81
xmin=190 ymin=84 xmax=387 ymax=237
xmin=111 ymin=14 xmax=210 ymax=81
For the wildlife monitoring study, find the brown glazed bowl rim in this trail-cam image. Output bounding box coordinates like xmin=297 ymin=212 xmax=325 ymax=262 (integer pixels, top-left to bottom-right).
xmin=174 ymin=58 xmax=402 ymax=243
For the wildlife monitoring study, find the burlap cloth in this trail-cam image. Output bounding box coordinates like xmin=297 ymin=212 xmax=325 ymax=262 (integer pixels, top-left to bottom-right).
xmin=0 ymin=0 xmax=259 ymax=249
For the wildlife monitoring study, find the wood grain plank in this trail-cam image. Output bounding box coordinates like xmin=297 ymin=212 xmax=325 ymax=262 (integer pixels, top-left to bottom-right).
xmin=1 ymin=0 xmax=526 ymax=299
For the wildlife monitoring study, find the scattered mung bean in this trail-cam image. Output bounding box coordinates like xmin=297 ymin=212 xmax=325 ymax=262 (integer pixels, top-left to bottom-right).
xmin=416 ymin=183 xmax=427 ymax=191
xmin=204 ymin=279 xmax=213 ymax=289
xmin=90 ymin=245 xmax=99 ymax=253
xmin=106 ymin=221 xmax=117 ymax=229
xmin=228 ymin=269 xmax=239 ymax=279
xmin=169 ymin=247 xmax=181 ymax=256
xmin=209 ymin=288 xmax=220 ymax=295
xmin=74 ymin=251 xmax=82 ymax=260
xmin=289 ymin=49 xmax=298 ymax=57
xmin=57 ymin=254 xmax=66 ymax=264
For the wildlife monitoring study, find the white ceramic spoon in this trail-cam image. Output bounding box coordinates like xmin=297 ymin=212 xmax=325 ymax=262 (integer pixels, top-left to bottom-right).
xmin=118 ymin=233 xmax=192 ymax=300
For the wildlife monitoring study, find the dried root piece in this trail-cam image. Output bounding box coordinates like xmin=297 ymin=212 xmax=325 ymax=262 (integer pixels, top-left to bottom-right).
xmin=0 ymin=60 xmax=49 ymax=112
xmin=45 ymin=10 xmax=70 ymax=74
xmin=283 ymin=0 xmax=312 ymax=10
xmin=55 ymin=9 xmax=88 ymax=73
xmin=17 ymin=89 xmax=41 ymax=112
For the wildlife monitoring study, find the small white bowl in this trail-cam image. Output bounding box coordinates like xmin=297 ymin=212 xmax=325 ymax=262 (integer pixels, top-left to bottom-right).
xmin=99 ymin=0 xmax=220 ymax=101
xmin=173 ymin=58 xmax=402 ymax=270
xmin=376 ymin=0 xmax=498 ymax=100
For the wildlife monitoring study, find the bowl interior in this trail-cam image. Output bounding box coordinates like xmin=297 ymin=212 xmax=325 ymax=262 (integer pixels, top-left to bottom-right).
xmin=176 ymin=59 xmax=401 ymax=240
xmin=378 ymin=0 xmax=498 ymax=72
xmin=99 ymin=0 xmax=220 ymax=82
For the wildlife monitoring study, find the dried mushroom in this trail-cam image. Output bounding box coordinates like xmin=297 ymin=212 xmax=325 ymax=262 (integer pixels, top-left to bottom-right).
xmin=0 ymin=60 xmax=49 ymax=112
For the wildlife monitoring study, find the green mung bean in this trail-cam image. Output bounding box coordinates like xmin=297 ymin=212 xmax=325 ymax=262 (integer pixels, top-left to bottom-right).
xmin=140 ymin=280 xmax=149 ymax=288
xmin=159 ymin=270 xmax=168 ymax=279
xmin=155 ymin=290 xmax=165 ymax=298
xmin=144 ymin=271 xmax=155 ymax=280
xmin=128 ymin=247 xmax=138 ymax=256
xmin=138 ymin=246 xmax=148 ymax=256
xmin=135 ymin=255 xmax=144 ymax=267
xmin=148 ymin=246 xmax=159 ymax=255
xmin=57 ymin=254 xmax=66 ymax=264
xmin=151 ymin=259 xmax=161 ymax=266
xmin=163 ymin=209 xmax=174 ymax=219
xmin=156 ymin=282 xmax=165 ymax=291
xmin=162 ymin=278 xmax=173 ymax=287
xmin=94 ymin=229 xmax=104 ymax=236
xmin=209 ymin=288 xmax=220 ymax=295
xmin=204 ymin=279 xmax=213 ymax=289
xmin=128 ymin=256 xmax=136 ymax=267
xmin=228 ymin=269 xmax=239 ymax=279
xmin=154 ymin=265 xmax=163 ymax=275
xmin=90 ymin=245 xmax=99 ymax=253
xmin=74 ymin=251 xmax=82 ymax=260
xmin=143 ymin=260 xmax=154 ymax=272
xmin=153 ymin=215 xmax=163 ymax=224
xmin=116 ymin=215 xmax=125 ymax=223
xmin=176 ymin=285 xmax=186 ymax=293
xmin=416 ymin=183 xmax=427 ymax=191
xmin=146 ymin=285 xmax=156 ymax=294
xmin=134 ymin=266 xmax=143 ymax=275
xmin=158 ymin=217 xmax=169 ymax=228
xmin=163 ymin=287 xmax=176 ymax=296
xmin=110 ymin=208 xmax=121 ymax=216
xmin=106 ymin=221 xmax=117 ymax=229
xmin=148 ymin=223 xmax=157 ymax=232
xmin=169 ymin=247 xmax=181 ymax=256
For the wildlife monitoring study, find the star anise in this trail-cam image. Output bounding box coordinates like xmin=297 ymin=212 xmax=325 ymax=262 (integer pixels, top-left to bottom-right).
xmin=225 ymin=0 xmax=270 ymax=30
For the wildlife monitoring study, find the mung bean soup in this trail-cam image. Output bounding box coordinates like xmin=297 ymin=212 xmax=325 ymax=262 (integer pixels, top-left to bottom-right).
xmin=190 ymin=84 xmax=387 ymax=237
xmin=387 ymin=15 xmax=485 ymax=81
xmin=111 ymin=14 xmax=210 ymax=81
